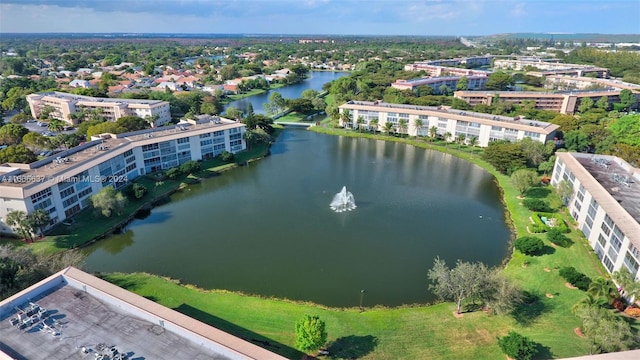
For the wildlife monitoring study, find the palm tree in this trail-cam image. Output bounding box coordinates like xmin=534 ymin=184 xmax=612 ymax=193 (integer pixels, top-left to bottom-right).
xmin=587 ymin=277 xmax=618 ymax=304
xmin=48 ymin=119 xmax=65 ymax=133
xmin=369 ymin=118 xmax=379 ymax=133
xmin=469 ymin=136 xmax=478 ymax=147
xmin=444 ymin=132 xmax=452 ymax=147
xmin=429 ymin=126 xmax=438 ymax=142
xmin=5 ymin=210 xmax=33 ymax=241
xmin=572 ymin=294 xmax=603 ymax=315
xmin=456 ymin=134 xmax=466 ymax=147
xmin=398 ymin=119 xmax=408 ymax=137
xmin=356 ymin=116 xmax=365 ymax=132
xmin=384 ymin=121 xmax=394 ymax=136
xmin=613 ymin=268 xmax=640 ymax=301
xmin=413 ymin=118 xmax=423 ymax=139
xmin=340 ymin=109 xmax=351 ymax=128
xmin=28 ymin=209 xmax=51 ymax=237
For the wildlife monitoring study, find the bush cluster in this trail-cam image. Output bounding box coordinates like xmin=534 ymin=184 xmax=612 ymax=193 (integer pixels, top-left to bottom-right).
xmin=531 ymin=213 xmax=571 ymax=234
xmin=165 ymin=160 xmax=202 ymax=179
xmin=514 ymin=236 xmax=544 ymax=256
xmin=497 ymin=331 xmax=537 ymax=360
xmin=547 ymin=228 xmax=573 ymax=247
xmin=559 ymin=266 xmax=592 ymax=291
xmin=522 ymin=198 xmax=552 ymax=212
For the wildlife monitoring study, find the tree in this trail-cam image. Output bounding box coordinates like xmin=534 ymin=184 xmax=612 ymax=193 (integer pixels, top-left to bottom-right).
xmin=265 ymin=92 xmax=286 ymax=115
xmin=555 ymin=180 xmax=574 ymax=206
xmin=596 ymin=96 xmax=610 ymax=110
xmin=220 ymin=150 xmax=234 ymax=162
xmin=27 ymin=209 xmax=50 ymax=237
xmin=398 ymin=119 xmax=408 ymax=137
xmin=413 ymin=118 xmax=423 ymax=138
xmin=563 ymin=130 xmax=590 ymax=152
xmin=384 ymin=121 xmax=394 ymax=135
xmin=0 ymin=123 xmax=29 ymax=145
xmin=478 ymin=271 xmax=522 ymax=315
xmin=340 ymin=109 xmax=351 ymax=127
xmin=482 ymin=141 xmax=527 ymax=175
xmin=612 ymin=268 xmax=640 ymax=301
xmin=22 ymin=132 xmax=50 ymax=152
xmin=179 ymin=160 xmax=200 ymax=174
xmin=429 ymin=125 xmax=438 ymax=141
xmin=294 ymin=315 xmax=327 ymax=352
xmin=5 ymin=210 xmax=33 ymax=241
xmin=47 ymin=119 xmax=65 ymax=133
xmin=86 ymin=122 xmax=126 ymax=138
xmin=618 ymin=89 xmax=638 ymax=111
xmin=587 ymin=277 xmax=618 ymax=304
xmin=456 ymin=76 xmax=468 ymax=91
xmin=369 ymin=118 xmax=379 ymax=132
xmin=428 ymin=257 xmax=489 ymax=314
xmin=572 ymin=304 xmax=633 ymax=354
xmin=497 ymin=331 xmax=537 ymax=360
xmin=0 ymin=144 xmax=37 ymax=163
xmin=116 ymin=116 xmax=148 ymax=132
xmin=510 ymin=169 xmax=538 ymax=197
xmin=609 ymin=114 xmax=640 ymax=147
xmin=356 ymin=116 xmax=365 ymax=132
xmin=548 ymin=228 xmax=573 ymax=248
xmin=165 ymin=167 xmax=181 ymax=179
xmin=578 ymin=97 xmax=594 ymax=113
xmin=443 ymin=131 xmax=452 ymax=145
xmin=519 ymin=137 xmax=548 ymax=168
xmin=485 ymin=72 xmax=514 ymax=91
xmin=224 ymin=106 xmax=244 ymax=121
xmin=301 ymin=89 xmax=319 ymax=100
xmin=219 ymin=65 xmax=238 ymax=81
xmin=90 ymin=186 xmax=127 ymax=218
xmin=468 ymin=136 xmax=478 ymax=147
xmin=514 ymin=236 xmax=544 ymax=256
xmin=129 ymin=183 xmax=148 ymax=199
xmin=288 ymin=98 xmax=314 ymax=114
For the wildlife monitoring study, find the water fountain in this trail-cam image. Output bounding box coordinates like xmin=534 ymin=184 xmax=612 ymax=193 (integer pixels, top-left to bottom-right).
xmin=330 ymin=186 xmax=357 ymax=212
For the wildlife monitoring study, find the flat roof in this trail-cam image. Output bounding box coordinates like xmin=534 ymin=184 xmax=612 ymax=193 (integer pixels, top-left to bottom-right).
xmin=557 ymin=152 xmax=640 ymax=245
xmin=0 ymin=267 xmax=286 ymax=360
xmin=31 ymin=91 xmax=168 ymax=106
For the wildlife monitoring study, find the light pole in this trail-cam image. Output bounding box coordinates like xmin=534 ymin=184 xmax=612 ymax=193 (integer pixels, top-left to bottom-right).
xmin=359 ymin=289 xmax=365 ymax=312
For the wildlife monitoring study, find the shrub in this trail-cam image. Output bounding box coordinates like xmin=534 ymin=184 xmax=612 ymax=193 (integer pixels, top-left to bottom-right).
xmin=532 ymin=212 xmax=571 ymax=233
xmin=220 ymin=150 xmax=234 ymax=163
xmin=514 ymin=236 xmax=544 ymax=256
xmin=497 ymin=331 xmax=537 ymax=360
xmin=624 ymin=307 xmax=640 ymax=318
xmin=559 ymin=266 xmax=592 ymax=291
xmin=165 ymin=167 xmax=181 ymax=179
xmin=295 ymin=315 xmax=327 ymax=352
xmin=179 ymin=160 xmax=201 ymax=174
xmin=547 ymin=228 xmax=573 ymax=247
xmin=131 ymin=183 xmax=147 ymax=199
xmin=529 ymin=224 xmax=547 ymax=233
xmin=523 ymin=198 xmax=552 ymax=212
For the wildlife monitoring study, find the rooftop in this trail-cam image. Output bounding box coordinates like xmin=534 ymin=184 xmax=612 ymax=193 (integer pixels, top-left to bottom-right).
xmin=0 ymin=267 xmax=285 ymax=360
xmin=30 ymin=91 xmax=168 ymax=106
xmin=573 ymin=153 xmax=640 ymax=225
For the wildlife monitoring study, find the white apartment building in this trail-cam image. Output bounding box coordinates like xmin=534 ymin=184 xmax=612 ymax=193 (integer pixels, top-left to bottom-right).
xmin=551 ymin=152 xmax=640 ymax=280
xmin=0 ymin=117 xmax=245 ymax=234
xmin=493 ymin=59 xmax=609 ymax=78
xmin=26 ymin=92 xmax=172 ymax=127
xmin=338 ymin=101 xmax=559 ymax=147
xmin=391 ymin=75 xmax=487 ymax=93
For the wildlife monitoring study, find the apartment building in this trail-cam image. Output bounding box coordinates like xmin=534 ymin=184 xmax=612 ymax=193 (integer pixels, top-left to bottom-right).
xmin=493 ymin=59 xmax=609 ymax=78
xmin=544 ymin=75 xmax=640 ymax=92
xmin=0 ymin=117 xmax=245 ymax=234
xmin=26 ymin=92 xmax=172 ymax=127
xmin=391 ymin=75 xmax=488 ymax=93
xmin=338 ymin=101 xmax=559 ymax=147
xmin=453 ymin=90 xmax=630 ymax=114
xmin=403 ymin=63 xmax=491 ymax=77
xmin=551 ymin=152 xmax=640 ymax=281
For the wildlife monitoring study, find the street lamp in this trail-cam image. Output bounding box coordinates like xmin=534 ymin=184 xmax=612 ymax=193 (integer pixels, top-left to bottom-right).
xmin=359 ymin=289 xmax=365 ymax=311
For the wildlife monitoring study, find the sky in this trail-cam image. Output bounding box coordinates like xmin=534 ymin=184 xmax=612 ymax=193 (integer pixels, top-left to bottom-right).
xmin=0 ymin=0 xmax=639 ymax=36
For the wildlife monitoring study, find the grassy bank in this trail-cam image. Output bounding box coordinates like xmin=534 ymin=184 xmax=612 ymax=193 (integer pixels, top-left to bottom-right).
xmin=98 ymin=127 xmax=637 ymax=359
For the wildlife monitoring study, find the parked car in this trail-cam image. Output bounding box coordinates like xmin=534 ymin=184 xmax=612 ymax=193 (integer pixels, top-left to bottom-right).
xmin=26 ymin=119 xmax=37 ymax=123
xmin=37 ymin=122 xmax=48 ymax=127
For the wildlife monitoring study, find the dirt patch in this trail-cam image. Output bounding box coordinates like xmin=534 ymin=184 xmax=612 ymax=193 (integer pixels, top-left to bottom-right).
xmin=544 ymin=267 xmax=551 ymax=272
xmin=565 ymin=282 xmax=578 ymax=289
xmin=453 ymin=311 xmax=464 ymax=318
xmin=546 ymin=293 xmax=554 ymax=298
xmin=574 ymin=327 xmax=585 ymax=338
xmin=550 ymin=242 xmax=559 ymax=247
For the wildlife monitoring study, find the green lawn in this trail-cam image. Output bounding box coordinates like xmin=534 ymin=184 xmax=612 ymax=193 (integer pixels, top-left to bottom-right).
xmin=96 ymin=127 xmax=637 ymax=359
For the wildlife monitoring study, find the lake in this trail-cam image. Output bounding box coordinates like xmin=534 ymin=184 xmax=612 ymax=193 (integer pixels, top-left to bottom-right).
xmin=224 ymin=71 xmax=348 ymax=115
xmin=83 ymin=129 xmax=512 ymax=308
